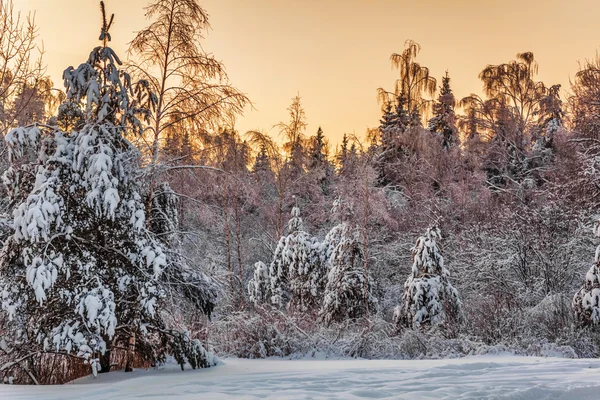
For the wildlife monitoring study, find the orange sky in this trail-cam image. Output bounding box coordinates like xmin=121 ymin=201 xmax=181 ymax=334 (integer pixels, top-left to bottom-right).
xmin=13 ymin=0 xmax=600 ymax=146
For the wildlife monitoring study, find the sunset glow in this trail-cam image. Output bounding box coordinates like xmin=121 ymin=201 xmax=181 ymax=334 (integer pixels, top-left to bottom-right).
xmin=15 ymin=0 xmax=600 ymax=143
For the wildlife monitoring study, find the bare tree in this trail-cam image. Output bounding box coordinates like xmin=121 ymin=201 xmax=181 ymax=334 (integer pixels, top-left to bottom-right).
xmin=570 ymin=53 xmax=600 ymax=137
xmin=461 ymin=52 xmax=550 ymax=139
xmin=0 ymin=0 xmax=45 ymax=135
xmin=128 ymin=0 xmax=249 ymax=212
xmin=377 ymin=40 xmax=436 ymax=121
xmin=276 ymin=94 xmax=307 ymax=166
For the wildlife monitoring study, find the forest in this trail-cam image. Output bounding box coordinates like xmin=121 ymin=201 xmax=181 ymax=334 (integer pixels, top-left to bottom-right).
xmin=1 ymin=0 xmax=600 ymax=386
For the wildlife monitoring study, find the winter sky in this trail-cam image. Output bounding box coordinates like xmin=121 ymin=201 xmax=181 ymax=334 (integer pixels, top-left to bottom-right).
xmin=13 ymin=0 xmax=600 ymax=145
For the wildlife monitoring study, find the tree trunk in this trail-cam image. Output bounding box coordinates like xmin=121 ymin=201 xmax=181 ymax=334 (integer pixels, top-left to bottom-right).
xmin=98 ymin=334 xmax=112 ymax=373
xmin=125 ymin=333 xmax=135 ymax=372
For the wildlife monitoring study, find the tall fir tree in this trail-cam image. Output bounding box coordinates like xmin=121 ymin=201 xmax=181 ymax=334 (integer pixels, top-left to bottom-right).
xmin=252 ymin=142 xmax=272 ymax=175
xmin=375 ymin=94 xmax=410 ymax=185
xmin=428 ymin=72 xmax=458 ymax=149
xmin=307 ymin=126 xmax=334 ymax=194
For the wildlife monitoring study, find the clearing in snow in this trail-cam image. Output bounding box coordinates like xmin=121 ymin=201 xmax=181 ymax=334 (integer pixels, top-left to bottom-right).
xmin=2 ymin=355 xmax=600 ymax=399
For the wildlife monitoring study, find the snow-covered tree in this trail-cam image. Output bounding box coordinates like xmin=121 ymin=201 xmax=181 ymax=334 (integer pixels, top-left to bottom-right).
xmin=264 ymin=206 xmax=323 ymax=311
xmin=285 ymin=207 xmax=324 ymax=311
xmin=573 ymin=219 xmax=600 ymax=326
xmin=319 ymin=222 xmax=376 ymax=324
xmin=394 ymin=226 xmax=461 ymax=329
xmin=247 ymin=261 xmax=270 ymax=305
xmin=0 ymin=7 xmax=217 ymax=381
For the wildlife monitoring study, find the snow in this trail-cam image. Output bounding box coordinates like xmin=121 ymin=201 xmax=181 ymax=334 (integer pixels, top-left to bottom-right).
xmin=3 ymin=356 xmax=600 ymax=399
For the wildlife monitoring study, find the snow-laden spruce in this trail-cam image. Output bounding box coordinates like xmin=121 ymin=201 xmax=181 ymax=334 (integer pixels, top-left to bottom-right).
xmin=248 ymin=261 xmax=270 ymax=305
xmin=249 ymin=206 xmax=325 ymax=311
xmin=573 ymin=219 xmax=600 ymax=325
xmin=0 ymin=36 xmax=217 ymax=378
xmin=319 ymin=222 xmax=376 ymax=324
xmin=394 ymin=226 xmax=462 ymax=329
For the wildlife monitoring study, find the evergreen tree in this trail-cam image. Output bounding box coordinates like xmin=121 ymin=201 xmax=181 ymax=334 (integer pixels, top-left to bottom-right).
xmin=150 ymin=182 xmax=179 ymax=243
xmin=336 ymin=133 xmax=349 ymax=169
xmin=308 ymin=126 xmax=327 ymax=169
xmin=394 ymin=226 xmax=462 ymax=329
xmin=269 ymin=233 xmax=289 ymax=308
xmin=375 ymin=94 xmax=415 ymax=185
xmin=252 ymin=142 xmax=271 ymax=175
xmin=247 ymin=261 xmax=271 ymax=305
xmin=0 ymin=6 xmax=217 ymax=380
xmin=319 ymin=223 xmax=376 ymax=324
xmin=266 ymin=206 xmax=323 ymax=310
xmin=573 ymin=220 xmax=600 ymax=326
xmin=307 ymin=126 xmax=334 ymax=194
xmin=428 ymin=72 xmax=458 ymax=149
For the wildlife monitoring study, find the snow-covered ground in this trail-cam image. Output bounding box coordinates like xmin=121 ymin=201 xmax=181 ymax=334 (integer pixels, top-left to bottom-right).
xmin=2 ymin=355 xmax=600 ymax=399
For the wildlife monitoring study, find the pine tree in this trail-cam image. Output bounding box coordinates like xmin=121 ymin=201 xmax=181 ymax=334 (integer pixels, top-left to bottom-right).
xmin=428 ymin=72 xmax=458 ymax=149
xmin=380 ymin=94 xmax=410 ymax=144
xmin=573 ymin=220 xmax=600 ymax=326
xmin=394 ymin=226 xmax=462 ymax=329
xmin=0 ymin=4 xmax=217 ymax=380
xmin=319 ymin=223 xmax=377 ymax=325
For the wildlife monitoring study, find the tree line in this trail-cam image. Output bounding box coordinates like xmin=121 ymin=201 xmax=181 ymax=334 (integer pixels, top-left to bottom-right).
xmin=2 ymin=0 xmax=600 ymax=385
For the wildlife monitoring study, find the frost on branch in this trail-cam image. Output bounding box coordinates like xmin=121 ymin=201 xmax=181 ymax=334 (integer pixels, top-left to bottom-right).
xmin=395 ymin=226 xmax=462 ymax=329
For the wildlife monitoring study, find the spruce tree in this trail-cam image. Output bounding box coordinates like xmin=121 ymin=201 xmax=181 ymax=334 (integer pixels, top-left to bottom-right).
xmin=428 ymin=72 xmax=458 ymax=149
xmin=0 ymin=4 xmax=217 ymax=380
xmin=319 ymin=223 xmax=376 ymax=324
xmin=308 ymin=126 xmax=327 ymax=169
xmin=247 ymin=261 xmax=271 ymax=306
xmin=252 ymin=143 xmax=271 ymax=175
xmin=336 ymin=133 xmax=349 ymax=171
xmin=394 ymin=226 xmax=462 ymax=329
xmin=573 ymin=220 xmax=600 ymax=326
xmin=266 ymin=206 xmax=323 ymax=310
xmin=376 ymin=94 xmax=410 ymax=185
xmin=307 ymin=126 xmax=334 ymax=194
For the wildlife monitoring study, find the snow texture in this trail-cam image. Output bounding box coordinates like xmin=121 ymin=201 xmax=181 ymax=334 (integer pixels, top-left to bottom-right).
xmin=2 ymin=356 xmax=600 ymax=399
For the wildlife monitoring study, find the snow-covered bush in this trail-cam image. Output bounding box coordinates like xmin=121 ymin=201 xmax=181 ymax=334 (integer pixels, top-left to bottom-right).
xmin=395 ymin=226 xmax=462 ymax=329
xmin=170 ymin=331 xmax=219 ymax=370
